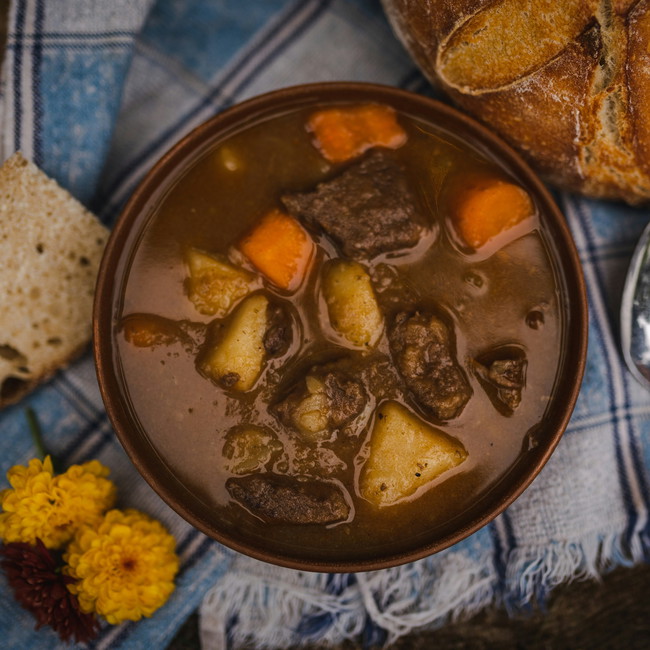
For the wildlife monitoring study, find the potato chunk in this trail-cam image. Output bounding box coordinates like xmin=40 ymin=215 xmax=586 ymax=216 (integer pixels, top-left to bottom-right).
xmin=185 ymin=248 xmax=255 ymax=317
xmin=222 ymin=425 xmax=283 ymax=475
xmin=288 ymin=375 xmax=330 ymax=438
xmin=322 ymin=260 xmax=383 ymax=348
xmin=201 ymin=293 xmax=269 ymax=391
xmin=272 ymin=370 xmax=368 ymax=442
xmin=360 ymin=401 xmax=467 ymax=507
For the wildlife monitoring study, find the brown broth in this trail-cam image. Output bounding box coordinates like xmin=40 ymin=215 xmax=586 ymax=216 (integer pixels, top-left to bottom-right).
xmin=116 ymin=104 xmax=562 ymax=561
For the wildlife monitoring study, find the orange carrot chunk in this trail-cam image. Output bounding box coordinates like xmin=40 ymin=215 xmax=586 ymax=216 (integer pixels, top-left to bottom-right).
xmin=122 ymin=314 xmax=179 ymax=348
xmin=452 ymin=178 xmax=535 ymax=250
xmin=239 ymin=209 xmax=314 ymax=291
xmin=307 ymin=104 xmax=407 ymax=163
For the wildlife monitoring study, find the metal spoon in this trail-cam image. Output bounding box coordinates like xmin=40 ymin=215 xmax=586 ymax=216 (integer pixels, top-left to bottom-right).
xmin=621 ymin=220 xmax=650 ymax=391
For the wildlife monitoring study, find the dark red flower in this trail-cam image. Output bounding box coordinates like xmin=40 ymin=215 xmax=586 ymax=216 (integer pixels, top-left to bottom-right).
xmin=0 ymin=538 xmax=99 ymax=644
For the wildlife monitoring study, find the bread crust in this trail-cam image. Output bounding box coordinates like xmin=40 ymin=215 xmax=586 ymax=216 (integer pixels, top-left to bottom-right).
xmin=0 ymin=342 xmax=89 ymax=410
xmin=447 ymin=34 xmax=597 ymax=189
xmin=627 ymin=1 xmax=650 ymax=179
xmin=383 ymin=0 xmax=650 ymax=204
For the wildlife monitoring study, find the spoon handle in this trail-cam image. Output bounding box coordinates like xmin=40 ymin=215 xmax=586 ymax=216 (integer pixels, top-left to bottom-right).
xmin=621 ymin=220 xmax=650 ymax=390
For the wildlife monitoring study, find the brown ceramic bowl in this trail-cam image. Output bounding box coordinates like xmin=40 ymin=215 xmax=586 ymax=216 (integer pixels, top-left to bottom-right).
xmin=93 ymin=82 xmax=588 ymax=572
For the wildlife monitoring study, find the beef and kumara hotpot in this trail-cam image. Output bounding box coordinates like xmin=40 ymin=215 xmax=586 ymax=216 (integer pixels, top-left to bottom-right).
xmin=94 ymin=84 xmax=587 ymax=570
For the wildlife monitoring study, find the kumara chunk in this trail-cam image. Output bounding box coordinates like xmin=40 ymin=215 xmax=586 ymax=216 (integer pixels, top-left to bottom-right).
xmin=200 ymin=293 xmax=271 ymax=391
xmin=185 ymin=248 xmax=254 ymax=316
xmin=121 ymin=314 xmax=204 ymax=352
xmin=238 ymin=209 xmax=314 ymax=291
xmin=322 ymin=260 xmax=383 ymax=348
xmin=282 ymin=149 xmax=425 ymax=260
xmin=474 ymin=348 xmax=527 ymax=415
xmin=306 ymin=103 xmax=407 ymax=163
xmin=121 ymin=314 xmax=181 ymax=348
xmin=226 ymin=474 xmax=350 ymax=525
xmin=449 ymin=175 xmax=534 ymax=250
xmin=360 ymin=401 xmax=467 ymax=507
xmin=222 ymin=425 xmax=284 ymax=475
xmin=272 ymin=367 xmax=367 ymax=441
xmin=388 ymin=310 xmax=471 ymax=420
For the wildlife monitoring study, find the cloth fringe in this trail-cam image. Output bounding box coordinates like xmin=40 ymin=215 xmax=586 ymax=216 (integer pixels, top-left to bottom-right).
xmin=199 ymin=557 xmax=365 ymax=650
xmin=503 ymin=528 xmax=647 ymax=612
xmin=199 ymin=527 xmax=650 ymax=649
xmin=355 ymin=550 xmax=496 ymax=642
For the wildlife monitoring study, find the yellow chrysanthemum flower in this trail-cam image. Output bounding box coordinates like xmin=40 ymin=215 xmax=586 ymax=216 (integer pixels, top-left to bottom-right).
xmin=0 ymin=456 xmax=117 ymax=549
xmin=64 ymin=509 xmax=179 ymax=625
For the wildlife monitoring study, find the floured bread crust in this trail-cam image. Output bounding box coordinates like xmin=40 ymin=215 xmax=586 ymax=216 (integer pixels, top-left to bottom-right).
xmin=0 ymin=152 xmax=108 ymax=408
xmin=383 ymin=0 xmax=650 ymax=204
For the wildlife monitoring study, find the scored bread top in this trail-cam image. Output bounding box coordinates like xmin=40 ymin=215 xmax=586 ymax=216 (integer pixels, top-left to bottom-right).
xmin=438 ymin=1 xmax=595 ymax=91
xmin=0 ymin=152 xmax=108 ymax=408
xmin=382 ymin=0 xmax=650 ymax=204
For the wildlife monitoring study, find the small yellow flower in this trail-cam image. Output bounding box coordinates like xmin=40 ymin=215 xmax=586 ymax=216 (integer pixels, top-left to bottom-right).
xmin=64 ymin=509 xmax=179 ymax=625
xmin=0 ymin=456 xmax=117 ymax=549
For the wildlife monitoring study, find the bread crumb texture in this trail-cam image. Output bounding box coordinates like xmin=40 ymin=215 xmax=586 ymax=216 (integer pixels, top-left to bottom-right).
xmin=0 ymin=152 xmax=108 ymax=407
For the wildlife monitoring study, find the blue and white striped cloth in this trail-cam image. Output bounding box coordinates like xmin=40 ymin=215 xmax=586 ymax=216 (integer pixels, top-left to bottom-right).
xmin=1 ymin=1 xmax=649 ymax=648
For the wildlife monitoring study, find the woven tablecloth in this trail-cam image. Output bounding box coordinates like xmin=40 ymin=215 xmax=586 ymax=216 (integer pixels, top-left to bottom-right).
xmin=1 ymin=1 xmax=649 ymax=648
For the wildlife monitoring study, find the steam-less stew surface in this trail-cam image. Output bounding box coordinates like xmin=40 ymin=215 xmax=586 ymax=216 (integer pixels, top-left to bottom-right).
xmin=117 ymin=101 xmax=563 ymax=561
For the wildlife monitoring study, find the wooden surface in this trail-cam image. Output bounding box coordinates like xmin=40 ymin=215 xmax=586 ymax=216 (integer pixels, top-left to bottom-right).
xmin=168 ymin=562 xmax=650 ymax=649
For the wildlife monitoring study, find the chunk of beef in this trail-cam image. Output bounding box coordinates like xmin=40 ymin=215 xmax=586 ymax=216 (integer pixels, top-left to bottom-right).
xmin=388 ymin=311 xmax=471 ymax=420
xmin=272 ymin=366 xmax=367 ymax=441
xmin=287 ymin=441 xmax=347 ymax=478
xmin=474 ymin=350 xmax=527 ymax=415
xmin=263 ymin=303 xmax=292 ymax=356
xmin=226 ymin=474 xmax=350 ymax=525
xmin=281 ymin=149 xmax=425 ymax=260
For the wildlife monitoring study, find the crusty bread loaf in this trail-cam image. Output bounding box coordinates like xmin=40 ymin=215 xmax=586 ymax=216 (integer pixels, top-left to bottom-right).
xmin=0 ymin=152 xmax=108 ymax=408
xmin=382 ymin=0 xmax=650 ymax=204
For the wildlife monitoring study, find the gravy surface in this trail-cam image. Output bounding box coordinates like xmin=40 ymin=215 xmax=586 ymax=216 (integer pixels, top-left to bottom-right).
xmin=116 ymin=104 xmax=563 ymax=560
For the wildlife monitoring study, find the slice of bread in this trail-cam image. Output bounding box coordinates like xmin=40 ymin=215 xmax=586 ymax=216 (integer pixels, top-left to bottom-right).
xmin=0 ymin=152 xmax=108 ymax=408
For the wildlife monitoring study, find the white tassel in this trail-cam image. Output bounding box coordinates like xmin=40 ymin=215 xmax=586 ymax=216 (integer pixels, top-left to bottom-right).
xmin=356 ymin=550 xmax=496 ymax=643
xmin=199 ymin=529 xmax=645 ymax=648
xmin=200 ymin=556 xmax=365 ymax=649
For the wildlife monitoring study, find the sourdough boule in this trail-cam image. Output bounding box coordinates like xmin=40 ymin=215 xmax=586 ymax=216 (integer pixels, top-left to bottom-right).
xmin=0 ymin=152 xmax=108 ymax=408
xmin=382 ymin=0 xmax=650 ymax=205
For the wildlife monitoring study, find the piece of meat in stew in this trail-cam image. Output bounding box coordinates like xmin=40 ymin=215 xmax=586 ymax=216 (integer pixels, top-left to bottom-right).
xmin=272 ymin=364 xmax=368 ymax=442
xmin=388 ymin=310 xmax=472 ymax=420
xmin=226 ymin=474 xmax=350 ymax=525
xmin=282 ymin=149 xmax=426 ymax=259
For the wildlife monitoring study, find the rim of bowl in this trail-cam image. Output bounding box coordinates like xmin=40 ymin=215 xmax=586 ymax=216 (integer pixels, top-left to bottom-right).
xmin=93 ymin=81 xmax=588 ymax=573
